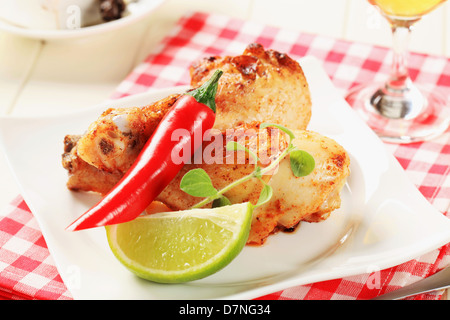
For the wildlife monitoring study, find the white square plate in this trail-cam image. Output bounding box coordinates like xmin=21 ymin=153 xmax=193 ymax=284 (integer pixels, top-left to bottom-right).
xmin=1 ymin=57 xmax=449 ymax=299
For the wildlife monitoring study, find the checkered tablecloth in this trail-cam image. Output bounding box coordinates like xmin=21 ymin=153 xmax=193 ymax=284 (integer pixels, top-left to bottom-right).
xmin=1 ymin=11 xmax=449 ymax=300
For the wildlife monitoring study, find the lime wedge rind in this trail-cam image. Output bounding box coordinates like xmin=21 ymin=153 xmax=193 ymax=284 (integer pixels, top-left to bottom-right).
xmin=105 ymin=202 xmax=253 ymax=283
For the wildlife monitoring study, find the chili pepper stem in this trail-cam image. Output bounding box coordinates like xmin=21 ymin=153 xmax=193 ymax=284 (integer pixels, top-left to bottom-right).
xmin=187 ymin=69 xmax=223 ymax=113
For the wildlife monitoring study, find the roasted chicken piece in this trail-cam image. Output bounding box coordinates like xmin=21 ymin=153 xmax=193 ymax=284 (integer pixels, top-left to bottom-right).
xmin=154 ymin=122 xmax=289 ymax=211
xmin=64 ymin=122 xmax=289 ymax=205
xmin=248 ymin=130 xmax=350 ymax=245
xmin=63 ymin=123 xmax=349 ymax=245
xmin=62 ymin=43 xmax=350 ymax=245
xmin=190 ymin=43 xmax=312 ymax=131
xmin=76 ymin=43 xmax=311 ymax=174
xmin=75 ymin=94 xmax=180 ymax=174
xmin=155 ymin=129 xmax=350 ymax=245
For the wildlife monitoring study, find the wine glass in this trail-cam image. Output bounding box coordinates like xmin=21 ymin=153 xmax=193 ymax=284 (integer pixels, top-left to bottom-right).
xmin=345 ymin=0 xmax=450 ymax=143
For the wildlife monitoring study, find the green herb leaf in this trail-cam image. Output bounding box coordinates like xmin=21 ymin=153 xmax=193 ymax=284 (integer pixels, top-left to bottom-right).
xmin=180 ymin=168 xmax=218 ymax=197
xmin=255 ymin=183 xmax=273 ymax=208
xmin=289 ymin=150 xmax=315 ymax=177
xmin=260 ymin=122 xmax=296 ymax=142
xmin=254 ymin=166 xmax=263 ymax=179
xmin=226 ymin=141 xmax=259 ymax=164
xmin=212 ymin=196 xmax=232 ymax=208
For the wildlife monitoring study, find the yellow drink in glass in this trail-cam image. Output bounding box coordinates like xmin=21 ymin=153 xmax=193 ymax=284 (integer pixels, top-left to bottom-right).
xmin=369 ymin=0 xmax=444 ymax=18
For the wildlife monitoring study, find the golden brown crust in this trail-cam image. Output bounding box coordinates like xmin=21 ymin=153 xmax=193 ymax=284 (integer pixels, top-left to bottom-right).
xmin=75 ymin=94 xmax=180 ymax=174
xmin=246 ymin=130 xmax=350 ymax=245
xmin=62 ymin=135 xmax=121 ymax=194
xmin=190 ymin=43 xmax=312 ymax=131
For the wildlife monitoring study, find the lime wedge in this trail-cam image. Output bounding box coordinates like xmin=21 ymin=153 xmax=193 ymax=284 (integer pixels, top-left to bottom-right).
xmin=105 ymin=202 xmax=253 ymax=283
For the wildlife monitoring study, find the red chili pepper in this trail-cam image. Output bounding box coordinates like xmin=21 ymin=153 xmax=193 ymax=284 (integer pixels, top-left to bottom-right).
xmin=66 ymin=70 xmax=223 ymax=231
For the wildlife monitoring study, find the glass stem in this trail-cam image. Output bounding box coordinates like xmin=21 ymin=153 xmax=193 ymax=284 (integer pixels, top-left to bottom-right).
xmin=369 ymin=20 xmax=426 ymax=120
xmin=385 ymin=24 xmax=412 ymax=93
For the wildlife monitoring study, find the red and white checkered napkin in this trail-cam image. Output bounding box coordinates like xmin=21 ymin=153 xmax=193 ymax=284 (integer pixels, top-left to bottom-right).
xmin=1 ymin=11 xmax=449 ymax=300
xmin=0 ymin=197 xmax=72 ymax=300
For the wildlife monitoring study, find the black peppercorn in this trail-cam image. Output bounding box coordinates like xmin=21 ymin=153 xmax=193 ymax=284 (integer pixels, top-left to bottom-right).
xmin=99 ymin=0 xmax=126 ymax=21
